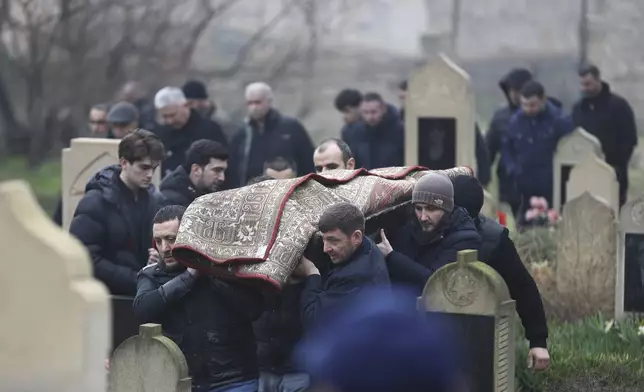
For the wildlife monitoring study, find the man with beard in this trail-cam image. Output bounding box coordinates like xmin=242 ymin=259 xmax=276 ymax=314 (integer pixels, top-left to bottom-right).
xmin=293 ymin=202 xmax=390 ymax=328
xmin=69 ymin=129 xmax=165 ymax=295
xmin=159 ymin=139 xmax=228 ymax=207
xmin=135 ymin=205 xmax=264 ymax=392
xmin=376 ymin=172 xmax=481 ymax=295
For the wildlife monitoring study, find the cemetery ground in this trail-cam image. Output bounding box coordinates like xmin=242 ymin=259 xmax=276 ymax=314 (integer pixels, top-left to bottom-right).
xmin=4 ymin=152 xmax=644 ymax=392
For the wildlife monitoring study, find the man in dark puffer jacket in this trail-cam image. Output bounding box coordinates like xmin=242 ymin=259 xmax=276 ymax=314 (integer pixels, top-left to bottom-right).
xmin=159 ymin=139 xmax=228 ymax=207
xmin=377 ymin=172 xmax=481 ymax=295
xmin=69 ymin=129 xmax=165 ymax=295
xmin=134 ymin=205 xmax=264 ymax=392
xmin=450 ymin=174 xmax=550 ymax=371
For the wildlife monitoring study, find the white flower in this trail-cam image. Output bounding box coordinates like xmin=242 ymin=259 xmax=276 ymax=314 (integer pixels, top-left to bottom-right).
xmin=604 ymin=319 xmax=615 ymax=333
xmin=637 ymin=325 xmax=644 ymax=336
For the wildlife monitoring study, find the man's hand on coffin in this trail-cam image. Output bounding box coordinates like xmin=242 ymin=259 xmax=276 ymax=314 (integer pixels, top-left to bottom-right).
xmin=187 ymin=267 xmax=199 ymax=277
xmin=148 ymin=248 xmax=160 ymax=265
xmin=293 ymin=256 xmax=320 ymax=277
xmin=376 ymin=229 xmax=393 ymax=257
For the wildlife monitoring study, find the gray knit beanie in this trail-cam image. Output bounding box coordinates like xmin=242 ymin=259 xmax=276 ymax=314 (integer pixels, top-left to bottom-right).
xmin=412 ymin=172 xmax=454 ymax=212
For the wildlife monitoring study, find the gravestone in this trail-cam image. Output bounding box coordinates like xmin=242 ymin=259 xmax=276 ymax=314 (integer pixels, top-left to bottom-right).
xmin=616 ymin=195 xmax=644 ymax=319
xmin=566 ymin=154 xmax=619 ymax=215
xmin=481 ymin=190 xmax=498 ymax=220
xmin=405 ymin=53 xmax=476 ymax=172
xmin=0 ymin=180 xmax=110 ymax=392
xmin=112 ymin=296 xmax=141 ymax=351
xmin=109 ymin=323 xmax=191 ymax=392
xmin=556 ymin=192 xmax=616 ymax=315
xmin=419 ymin=250 xmax=515 ymax=392
xmin=552 ymin=128 xmax=604 ymax=212
xmin=62 ymin=137 xmax=161 ymax=230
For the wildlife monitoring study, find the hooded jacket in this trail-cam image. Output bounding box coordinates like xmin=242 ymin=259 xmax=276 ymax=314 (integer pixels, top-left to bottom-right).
xmin=343 ymin=104 xmax=404 ymax=170
xmin=486 ymin=69 xmax=562 ymax=203
xmin=385 ymin=207 xmax=482 ymax=295
xmin=69 ymin=165 xmax=161 ymax=295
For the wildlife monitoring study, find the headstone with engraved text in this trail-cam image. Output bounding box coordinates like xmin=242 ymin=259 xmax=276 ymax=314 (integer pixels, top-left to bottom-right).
xmin=419 ymin=250 xmax=516 ymax=392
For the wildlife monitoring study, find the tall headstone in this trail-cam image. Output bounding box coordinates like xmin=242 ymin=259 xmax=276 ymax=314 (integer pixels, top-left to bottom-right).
xmin=556 ymin=192 xmax=616 ymax=315
xmin=552 ymin=128 xmax=604 ymax=212
xmin=109 ymin=323 xmax=191 ymax=392
xmin=566 ymin=154 xmax=619 ymax=215
xmin=62 ymin=137 xmax=161 ymax=230
xmin=616 ymin=195 xmax=644 ymax=319
xmin=405 ymin=53 xmax=476 ymax=172
xmin=0 ymin=180 xmax=110 ymax=392
xmin=419 ymin=250 xmax=516 ymax=392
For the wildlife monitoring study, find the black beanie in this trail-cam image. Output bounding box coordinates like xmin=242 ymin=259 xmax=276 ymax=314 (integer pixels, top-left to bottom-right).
xmin=182 ymin=80 xmax=208 ymax=100
xmin=451 ymin=175 xmax=483 ymax=218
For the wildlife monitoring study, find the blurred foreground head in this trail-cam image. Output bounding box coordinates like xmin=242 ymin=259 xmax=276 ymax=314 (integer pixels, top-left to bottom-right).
xmin=297 ymin=286 xmax=466 ymax=392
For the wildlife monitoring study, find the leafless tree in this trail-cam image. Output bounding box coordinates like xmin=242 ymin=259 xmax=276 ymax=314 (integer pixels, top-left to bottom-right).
xmin=0 ymin=0 xmax=371 ymax=163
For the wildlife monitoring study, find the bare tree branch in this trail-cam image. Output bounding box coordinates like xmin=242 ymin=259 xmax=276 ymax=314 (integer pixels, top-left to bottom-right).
xmin=192 ymin=0 xmax=304 ymax=78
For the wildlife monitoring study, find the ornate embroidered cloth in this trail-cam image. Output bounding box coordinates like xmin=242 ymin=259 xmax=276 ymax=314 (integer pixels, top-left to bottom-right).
xmin=173 ymin=166 xmax=472 ymax=290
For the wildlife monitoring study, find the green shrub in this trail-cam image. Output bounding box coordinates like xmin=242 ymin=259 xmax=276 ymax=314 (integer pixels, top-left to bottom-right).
xmin=516 ymin=315 xmax=644 ymax=391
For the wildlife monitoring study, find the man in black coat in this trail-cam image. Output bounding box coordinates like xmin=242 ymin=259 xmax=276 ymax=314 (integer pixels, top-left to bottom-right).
xmin=342 ymin=92 xmax=404 ymax=170
xmin=450 ymin=174 xmax=550 ymax=371
xmin=227 ymin=82 xmax=315 ymax=188
xmin=134 ymin=205 xmax=264 ymax=392
xmin=377 ymin=172 xmax=481 ymax=295
xmin=159 ymin=139 xmax=228 ymax=207
xmin=293 ymin=202 xmax=390 ymax=328
xmin=486 ymin=68 xmax=563 ymax=216
xmin=154 ymin=86 xmax=228 ymax=177
xmin=572 ymin=65 xmax=638 ymax=207
xmin=69 ymin=129 xmax=165 ymax=295
xmin=334 ymin=88 xmax=363 ymax=141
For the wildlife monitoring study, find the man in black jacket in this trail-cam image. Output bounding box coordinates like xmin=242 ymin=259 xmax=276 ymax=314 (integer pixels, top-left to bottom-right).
xmin=451 ymin=174 xmax=550 ymax=371
xmin=154 ymin=86 xmax=228 ymax=177
xmin=342 ymin=92 xmax=404 ymax=170
xmin=293 ymin=202 xmax=390 ymax=328
xmin=69 ymin=129 xmax=165 ymax=295
xmin=159 ymin=139 xmax=228 ymax=207
xmin=228 ymin=82 xmax=315 ymax=187
xmin=253 ymin=278 xmax=309 ymax=392
xmin=377 ymin=172 xmax=481 ymax=295
xmin=572 ymin=65 xmax=638 ymax=207
xmin=134 ymin=205 xmax=264 ymax=392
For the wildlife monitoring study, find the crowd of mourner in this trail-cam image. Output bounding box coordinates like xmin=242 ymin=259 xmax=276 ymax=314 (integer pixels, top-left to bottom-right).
xmin=58 ymin=64 xmax=637 ymax=391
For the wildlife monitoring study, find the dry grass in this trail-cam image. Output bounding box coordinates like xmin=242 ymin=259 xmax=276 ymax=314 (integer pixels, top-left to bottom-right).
xmin=513 ymin=221 xmax=615 ymax=322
